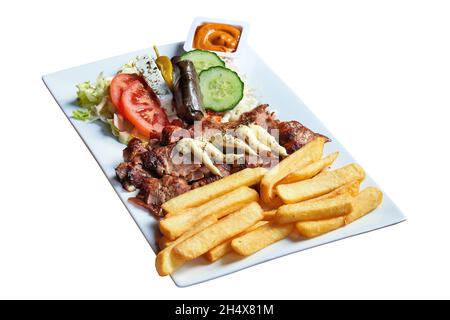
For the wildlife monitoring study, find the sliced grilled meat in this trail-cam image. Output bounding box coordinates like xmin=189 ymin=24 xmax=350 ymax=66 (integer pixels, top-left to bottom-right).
xmin=115 ymin=162 xmax=151 ymax=192
xmin=238 ymin=104 xmax=279 ymax=130
xmin=142 ymin=144 xmax=174 ymax=176
xmin=123 ymin=138 xmax=147 ymax=163
xmin=128 ymin=197 xmax=163 ymax=217
xmin=134 ymin=175 xmax=191 ymax=217
xmin=191 ymin=165 xmax=231 ymax=189
xmin=116 ymin=162 xmax=136 ymax=192
xmin=117 ymin=103 xmax=329 ymax=217
xmin=127 ymin=164 xmax=151 ymax=189
xmin=191 ymin=175 xmax=221 ymax=189
xmin=161 ymin=125 xmax=191 ymax=145
xmin=278 ymin=121 xmax=329 ymax=154
xmin=141 ymin=144 xmax=203 ymax=179
xmin=184 ymin=166 xmax=211 ymax=182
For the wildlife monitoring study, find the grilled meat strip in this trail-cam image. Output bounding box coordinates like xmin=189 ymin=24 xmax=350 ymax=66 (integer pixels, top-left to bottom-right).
xmin=278 ymin=121 xmax=329 ymax=154
xmin=115 ymin=162 xmax=150 ymax=192
xmin=129 ymin=175 xmax=192 ymax=217
xmin=123 ymin=138 xmax=148 ymax=163
xmin=191 ymin=165 xmax=231 ymax=189
xmin=238 ymin=104 xmax=279 ymax=130
xmin=161 ymin=125 xmax=190 ymax=145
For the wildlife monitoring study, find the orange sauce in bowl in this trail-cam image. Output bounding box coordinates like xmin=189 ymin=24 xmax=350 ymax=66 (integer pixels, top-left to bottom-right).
xmin=193 ymin=23 xmax=242 ymax=53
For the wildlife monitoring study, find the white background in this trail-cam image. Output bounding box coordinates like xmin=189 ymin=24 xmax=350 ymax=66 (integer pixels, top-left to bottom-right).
xmin=0 ymin=0 xmax=449 ymax=299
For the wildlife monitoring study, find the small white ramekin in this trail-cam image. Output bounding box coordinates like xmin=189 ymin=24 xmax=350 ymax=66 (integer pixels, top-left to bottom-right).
xmin=183 ymin=17 xmax=250 ymax=58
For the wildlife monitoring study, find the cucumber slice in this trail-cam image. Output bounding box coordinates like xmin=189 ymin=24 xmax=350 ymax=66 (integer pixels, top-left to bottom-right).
xmin=180 ymin=49 xmax=225 ymax=73
xmin=199 ymin=66 xmax=244 ymax=112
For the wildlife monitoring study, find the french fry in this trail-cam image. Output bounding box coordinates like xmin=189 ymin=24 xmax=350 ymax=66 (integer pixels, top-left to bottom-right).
xmin=258 ymin=196 xmax=285 ymax=211
xmin=345 ymin=187 xmax=383 ymax=224
xmin=295 ymin=186 xmax=382 ymax=239
xmin=296 ymin=217 xmax=345 ymax=238
xmin=231 ymin=222 xmax=294 ymax=256
xmin=275 ymin=194 xmax=353 ymax=224
xmin=276 ymin=163 xmax=365 ymax=204
xmin=157 ymin=236 xmax=173 ymax=250
xmin=162 ymin=167 xmax=267 ymax=215
xmin=314 ymin=169 xmax=330 ymax=178
xmin=204 ymin=221 xmax=268 ymax=262
xmin=155 ymin=215 xmax=218 ymax=276
xmin=263 ymin=210 xmax=277 ymax=221
xmin=160 ymin=187 xmax=258 ymax=240
xmin=204 ymin=240 xmax=234 ymax=263
xmin=260 ymin=137 xmax=326 ymax=204
xmin=281 ymin=152 xmax=339 ymax=184
xmin=173 ymin=202 xmax=264 ymax=260
xmin=303 ymin=180 xmax=361 ymax=203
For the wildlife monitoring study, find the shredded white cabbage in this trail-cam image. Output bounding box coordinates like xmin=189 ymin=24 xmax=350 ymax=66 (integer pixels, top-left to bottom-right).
xmin=221 ymin=58 xmax=259 ymax=122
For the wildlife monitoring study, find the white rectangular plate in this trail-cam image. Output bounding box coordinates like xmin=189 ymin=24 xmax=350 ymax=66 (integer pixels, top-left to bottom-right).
xmin=43 ymin=42 xmax=406 ymax=287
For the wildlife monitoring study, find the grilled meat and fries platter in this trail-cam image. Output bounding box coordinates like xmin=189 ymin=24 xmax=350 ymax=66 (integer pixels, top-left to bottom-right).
xmin=43 ymin=23 xmax=405 ymax=287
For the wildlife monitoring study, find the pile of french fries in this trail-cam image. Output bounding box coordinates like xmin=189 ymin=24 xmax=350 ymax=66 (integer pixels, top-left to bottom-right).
xmin=156 ymin=137 xmax=383 ymax=276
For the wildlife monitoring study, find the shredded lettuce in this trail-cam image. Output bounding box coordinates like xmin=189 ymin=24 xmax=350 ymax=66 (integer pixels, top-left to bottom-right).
xmin=72 ymin=65 xmax=140 ymax=144
xmin=118 ymin=131 xmax=133 ymax=145
xmin=76 ymin=72 xmax=110 ymax=109
xmin=73 ymin=72 xmax=113 ymax=123
xmin=93 ymin=96 xmax=115 ymax=122
xmin=119 ymin=58 xmax=139 ymax=74
xmin=72 ymin=109 xmax=91 ymax=121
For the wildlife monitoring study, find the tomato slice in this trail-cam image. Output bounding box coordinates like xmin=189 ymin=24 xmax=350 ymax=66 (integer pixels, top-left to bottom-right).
xmin=120 ymin=81 xmax=169 ymax=139
xmin=109 ymin=73 xmax=141 ymax=114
